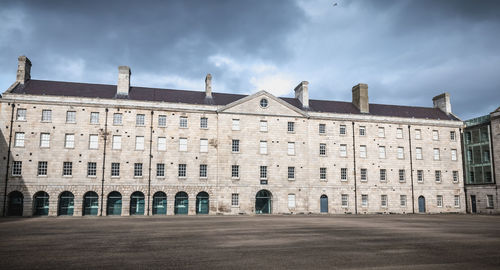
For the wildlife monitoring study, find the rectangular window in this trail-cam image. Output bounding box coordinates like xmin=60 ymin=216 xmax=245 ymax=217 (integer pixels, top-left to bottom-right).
xmin=288 ymin=167 xmax=295 ymax=180
xmin=156 ymin=163 xmax=165 ymax=177
xmin=437 ymin=195 xmax=443 ymax=207
xmin=288 ymin=194 xmax=296 ymax=208
xmin=260 ymin=141 xmax=267 ymax=154
xmin=340 ymin=168 xmax=347 ymax=181
xmin=287 ymin=142 xmax=295 ymax=155
xmin=260 ymin=166 xmax=267 ymax=179
xmin=136 ymin=114 xmax=145 ymax=126
xmin=232 ymin=119 xmax=240 ymax=131
xmin=415 ymin=129 xmax=421 ymax=140
xmin=435 ymin=170 xmax=441 ymax=182
xmin=14 ymin=132 xmax=25 ymax=147
xmin=199 ymin=164 xmax=207 ymax=178
xmin=487 ymin=195 xmax=494 ymax=208
xmin=260 ymin=120 xmax=268 ymax=132
xmin=87 ymin=162 xmax=97 ymax=177
xmin=200 ymin=117 xmax=208 ymax=129
xmin=90 ymin=112 xmax=99 ymax=124
xmin=200 ymin=139 xmax=208 ymax=153
xmin=451 ymin=149 xmax=457 ymax=161
xmin=433 ymin=148 xmax=440 ymax=160
xmin=16 ymin=108 xmax=26 ymax=121
xmin=42 ymin=109 xmax=52 ymax=122
xmin=178 ymin=164 xmax=187 ymax=177
xmin=400 ymin=195 xmax=407 ymax=207
xmin=319 ymin=143 xmax=327 ymax=156
xmin=111 ymin=163 xmax=120 ymax=177
xmin=450 ymin=131 xmax=456 ymax=141
xmin=454 ymin=195 xmax=460 ymax=207
xmin=12 ymin=161 xmax=22 ymax=176
xmin=179 ymin=116 xmax=188 ymax=128
xmin=339 ymin=144 xmax=347 ymax=157
xmin=380 ymin=169 xmax=386 ymax=182
xmin=396 ymin=128 xmax=403 ymax=139
xmin=361 ymin=194 xmax=368 ymax=207
xmin=379 ymin=146 xmax=386 ymax=158
xmin=158 ymin=137 xmax=167 ymax=151
xmin=112 ymin=135 xmax=121 ymax=150
xmin=417 ymin=170 xmax=424 ymax=183
xmin=38 ymin=161 xmax=47 ymax=176
xmin=339 ymin=125 xmax=346 ymax=135
xmin=319 ymin=124 xmax=326 ymax=134
xmin=360 ymin=168 xmax=367 ymax=182
xmin=179 ymin=138 xmax=187 ymax=152
xmin=453 ymin=171 xmax=459 ymax=183
xmin=231 ymin=193 xmax=239 ymax=206
xmin=320 ymin=167 xmax=327 ymax=180
xmin=341 ymin=194 xmax=348 ymax=207
xmin=63 ymin=162 xmax=72 ymax=176
xmin=397 ymin=147 xmax=404 ymax=159
xmin=416 ymin=147 xmax=423 ymax=160
xmin=155 ymin=115 xmax=166 ymax=127
xmin=399 ymin=169 xmax=405 ymax=182
xmin=432 ymin=130 xmax=439 ymax=140
xmin=66 ymin=111 xmax=76 ymax=123
xmin=135 ymin=136 xmax=145 ymax=150
xmin=113 ymin=113 xmax=122 ymax=125
xmin=287 ymin=121 xmax=295 ymax=133
xmin=231 ymin=165 xmax=239 ymax=178
xmin=378 ymin=127 xmax=385 ymax=137
xmin=65 ymin=134 xmax=75 ymax=148
xmin=360 ymin=145 xmax=367 ymax=158
xmin=359 ymin=126 xmax=366 ymax=136
xmin=381 ymin=195 xmax=388 ymax=207
xmin=134 ymin=163 xmax=143 ymax=177
xmin=89 ymin=134 xmax=98 ymax=149
xmin=232 ymin=139 xmax=240 ymax=153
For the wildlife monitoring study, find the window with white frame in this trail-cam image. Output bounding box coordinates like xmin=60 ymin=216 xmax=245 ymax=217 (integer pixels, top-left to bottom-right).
xmin=112 ymin=135 xmax=122 ymax=150
xmin=416 ymin=147 xmax=423 ymax=160
xmin=136 ymin=114 xmax=145 ymax=126
xmin=260 ymin=120 xmax=268 ymax=132
xmin=340 ymin=168 xmax=347 ymax=181
xmin=379 ymin=146 xmax=386 ymax=158
xmin=14 ymin=132 xmax=25 ymax=147
xmin=199 ymin=164 xmax=207 ymax=178
xmin=42 ymin=109 xmax=52 ymax=122
xmin=90 ymin=112 xmax=99 ymax=124
xmin=341 ymin=194 xmax=348 ymax=207
xmin=360 ymin=145 xmax=367 ymax=158
xmin=287 ymin=142 xmax=295 ymax=155
xmin=399 ymin=169 xmax=405 ymax=182
xmin=179 ymin=116 xmax=188 ymax=128
xmin=288 ymin=194 xmax=296 ymax=208
xmin=380 ymin=169 xmax=387 ymax=182
xmin=111 ymin=163 xmax=120 ymax=177
xmin=340 ymin=144 xmax=347 ymax=157
xmin=437 ymin=195 xmax=443 ymax=207
xmin=397 ymin=147 xmax=404 ymax=159
xmin=200 ymin=139 xmax=208 ymax=153
xmin=360 ymin=168 xmax=367 ymax=182
xmin=231 ymin=165 xmax=239 ymax=178
xmin=178 ymin=164 xmax=187 ymax=177
xmin=454 ymin=195 xmax=460 ymax=207
xmin=16 ymin=108 xmax=26 ymax=121
xmin=260 ymin=141 xmax=267 ymax=155
xmin=432 ymin=130 xmax=439 ymax=140
xmin=158 ymin=137 xmax=167 ymax=151
xmin=451 ymin=149 xmax=457 ymax=161
xmin=113 ymin=113 xmax=122 ymax=125
xmin=450 ymin=131 xmax=456 ymax=141
xmin=66 ymin=111 xmax=76 ymax=123
xmin=156 ymin=163 xmax=165 ymax=177
xmin=487 ymin=195 xmax=494 ymax=208
xmin=453 ymin=171 xmax=459 ymax=183
xmin=319 ymin=143 xmax=327 ymax=156
xmin=87 ymin=162 xmax=97 ymax=177
xmin=231 ymin=193 xmax=239 ymax=206
xmin=433 ymin=148 xmax=440 ymax=160
xmin=89 ymin=134 xmax=98 ymax=149
xmin=232 ymin=119 xmax=240 ymax=130
xmin=320 ymin=167 xmax=327 ymax=180
xmin=378 ymin=127 xmax=385 ymax=137
xmin=400 ymin=195 xmax=407 ymax=207
xmin=63 ymin=162 xmax=72 ymax=176
xmin=396 ymin=128 xmax=403 ymax=139
xmin=359 ymin=126 xmax=366 ymax=136
xmin=417 ymin=170 xmax=424 ymax=183
xmin=435 ymin=170 xmax=441 ymax=182
xmin=381 ymin=195 xmax=388 ymax=207
xmin=65 ymin=134 xmax=75 ymax=148
xmin=339 ymin=125 xmax=346 ymax=135
xmin=12 ymin=161 xmax=22 ymax=176
xmin=134 ymin=163 xmax=143 ymax=177
xmin=135 ymin=136 xmax=145 ymax=150
xmin=200 ymin=117 xmax=208 ymax=129
xmin=319 ymin=124 xmax=326 ymax=134
xmin=288 ymin=167 xmax=295 ymax=180
xmin=287 ymin=121 xmax=295 ymax=133
xmin=260 ymin=166 xmax=267 ymax=179
xmin=415 ymin=129 xmax=421 ymax=140
xmin=361 ymin=194 xmax=368 ymax=207
xmin=232 ymin=139 xmax=240 ymax=153
xmin=179 ymin=138 xmax=187 ymax=152
xmin=38 ymin=161 xmax=47 ymax=176
xmin=158 ymin=115 xmax=167 ymax=127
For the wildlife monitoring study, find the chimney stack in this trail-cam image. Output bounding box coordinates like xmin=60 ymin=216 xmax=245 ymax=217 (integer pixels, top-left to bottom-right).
xmin=294 ymin=81 xmax=309 ymax=109
xmin=117 ymin=66 xmax=131 ymax=96
xmin=352 ymin=83 xmax=369 ymax=113
xmin=16 ymin=55 xmax=32 ymax=84
xmin=205 ymin=73 xmax=212 ymax=99
xmin=432 ymin=92 xmax=452 ymax=115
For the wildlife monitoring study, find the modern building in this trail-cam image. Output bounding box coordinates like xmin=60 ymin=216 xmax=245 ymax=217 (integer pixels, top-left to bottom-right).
xmin=463 ymin=108 xmax=500 ymax=213
xmin=0 ymin=56 xmax=465 ymax=216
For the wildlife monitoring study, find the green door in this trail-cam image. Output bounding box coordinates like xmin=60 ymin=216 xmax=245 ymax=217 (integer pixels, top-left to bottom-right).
xmin=34 ymin=192 xmax=50 ymax=216
xmin=107 ymin=192 xmax=122 ymax=216
xmin=58 ymin=191 xmax=74 ymax=216
xmin=255 ymin=190 xmax=272 ymax=214
xmin=175 ymin=192 xmax=189 ymax=215
xmin=8 ymin=191 xmax=23 ymax=216
xmin=196 ymin=192 xmax=209 ymax=214
xmin=130 ymin=192 xmax=145 ymax=215
xmin=83 ymin=192 xmax=99 ymax=216
xmin=153 ymin=192 xmax=167 ymax=215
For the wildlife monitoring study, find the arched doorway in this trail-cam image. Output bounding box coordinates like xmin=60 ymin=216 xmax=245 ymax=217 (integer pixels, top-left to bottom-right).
xmin=58 ymin=191 xmax=75 ymax=216
xmin=320 ymin=195 xmax=328 ymax=213
xmin=255 ymin=190 xmax=272 ymax=214
xmin=418 ymin=196 xmax=426 ymax=213
xmin=107 ymin=191 xmax=122 ymax=216
xmin=83 ymin=191 xmax=99 ymax=216
xmin=130 ymin=191 xmax=145 ymax=215
xmin=7 ymin=191 xmax=23 ymax=216
xmin=174 ymin=192 xmax=189 ymax=215
xmin=152 ymin=192 xmax=167 ymax=215
xmin=33 ymin=191 xmax=50 ymax=216
xmin=196 ymin=192 xmax=209 ymax=214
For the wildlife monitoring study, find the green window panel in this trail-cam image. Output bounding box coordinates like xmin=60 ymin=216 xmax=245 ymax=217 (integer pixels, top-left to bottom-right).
xmin=153 ymin=192 xmax=167 ymax=215
xmin=107 ymin=191 xmax=122 ymax=216
xmin=196 ymin=192 xmax=209 ymax=215
xmin=175 ymin=192 xmax=189 ymax=215
xmin=34 ymin=191 xmax=50 ymax=216
xmin=83 ymin=192 xmax=99 ymax=216
xmin=130 ymin=191 xmax=145 ymax=215
xmin=58 ymin=191 xmax=74 ymax=216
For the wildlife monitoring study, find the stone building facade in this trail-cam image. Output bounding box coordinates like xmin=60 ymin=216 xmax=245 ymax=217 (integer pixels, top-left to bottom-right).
xmin=0 ymin=56 xmax=465 ymax=216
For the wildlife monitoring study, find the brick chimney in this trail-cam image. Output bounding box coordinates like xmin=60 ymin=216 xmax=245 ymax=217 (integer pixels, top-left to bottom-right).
xmin=352 ymin=83 xmax=369 ymax=113
xmin=117 ymin=66 xmax=131 ymax=96
xmin=16 ymin=56 xmax=32 ymax=84
xmin=432 ymin=92 xmax=452 ymax=115
xmin=205 ymin=73 xmax=212 ymax=99
xmin=294 ymin=81 xmax=309 ymax=109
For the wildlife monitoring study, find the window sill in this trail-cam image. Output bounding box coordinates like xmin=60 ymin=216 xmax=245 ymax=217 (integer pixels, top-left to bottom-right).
xmin=179 ymin=126 xmax=188 ymax=129
xmin=319 ymin=179 xmax=328 ymax=182
xmin=111 ymin=176 xmax=120 ymax=178
xmin=340 ymin=179 xmax=348 ymax=182
xmin=199 ymin=177 xmax=208 ymax=180
xmin=11 ymin=175 xmax=22 ymax=178
xmin=87 ymin=176 xmax=97 ymax=178
xmin=231 ymin=205 xmax=240 ymax=208
xmin=134 ymin=176 xmax=143 ymax=178
xmin=37 ymin=175 xmax=47 ymax=178
xmin=178 ymin=177 xmax=187 ymax=180
xmin=231 ymin=177 xmax=240 ymax=180
xmin=16 ymin=119 xmax=27 ymax=122
xmin=41 ymin=121 xmax=52 ymax=123
xmin=63 ymin=175 xmax=73 ymax=178
xmin=288 ymin=179 xmax=295 ymax=181
xmin=156 ymin=176 xmax=165 ymax=179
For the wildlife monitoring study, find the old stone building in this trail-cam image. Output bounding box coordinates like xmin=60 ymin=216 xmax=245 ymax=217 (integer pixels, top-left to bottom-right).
xmin=0 ymin=56 xmax=465 ymax=216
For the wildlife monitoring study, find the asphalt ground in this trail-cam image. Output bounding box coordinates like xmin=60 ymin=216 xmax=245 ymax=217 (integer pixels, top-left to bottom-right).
xmin=1 ymin=215 xmax=500 ymax=269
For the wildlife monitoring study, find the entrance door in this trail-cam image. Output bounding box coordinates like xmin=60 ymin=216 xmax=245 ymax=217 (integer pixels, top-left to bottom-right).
xmin=130 ymin=192 xmax=145 ymax=215
xmin=83 ymin=192 xmax=99 ymax=216
xmin=8 ymin=191 xmax=24 ymax=216
xmin=418 ymin=196 xmax=426 ymax=213
xmin=471 ymin=195 xmax=477 ymax=213
xmin=255 ymin=190 xmax=272 ymax=214
xmin=58 ymin=191 xmax=75 ymax=216
xmin=320 ymin=195 xmax=328 ymax=213
xmin=107 ymin=191 xmax=122 ymax=216
xmin=196 ymin=192 xmax=209 ymax=214
xmin=152 ymin=192 xmax=167 ymax=215
xmin=175 ymin=192 xmax=189 ymax=215
xmin=33 ymin=191 xmax=50 ymax=216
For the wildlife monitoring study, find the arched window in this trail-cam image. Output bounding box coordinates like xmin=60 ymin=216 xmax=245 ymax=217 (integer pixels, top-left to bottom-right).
xmin=130 ymin=191 xmax=145 ymax=215
xmin=8 ymin=191 xmax=23 ymax=216
xmin=83 ymin=191 xmax=99 ymax=216
xmin=196 ymin=192 xmax=209 ymax=214
xmin=33 ymin=191 xmax=50 ymax=216
xmin=58 ymin=191 xmax=75 ymax=216
xmin=152 ymin=192 xmax=167 ymax=215
xmin=174 ymin=192 xmax=189 ymax=215
xmin=107 ymin=191 xmax=122 ymax=216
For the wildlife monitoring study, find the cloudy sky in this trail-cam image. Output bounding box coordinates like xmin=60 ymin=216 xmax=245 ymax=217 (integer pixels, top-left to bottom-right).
xmin=1 ymin=0 xmax=499 ymax=119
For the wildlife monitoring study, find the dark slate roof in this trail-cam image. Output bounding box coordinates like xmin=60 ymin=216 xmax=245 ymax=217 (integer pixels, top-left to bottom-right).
xmin=9 ymin=79 xmax=459 ymax=121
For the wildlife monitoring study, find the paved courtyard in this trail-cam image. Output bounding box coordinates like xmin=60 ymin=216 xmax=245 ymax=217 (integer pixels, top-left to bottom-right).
xmin=1 ymin=215 xmax=500 ymax=269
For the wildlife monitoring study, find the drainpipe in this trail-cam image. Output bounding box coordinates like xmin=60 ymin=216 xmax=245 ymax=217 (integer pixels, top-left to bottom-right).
xmin=408 ymin=125 xmax=415 ymax=214
xmin=352 ymin=122 xmax=358 ymax=214
xmin=460 ymin=128 xmax=469 ymax=213
xmin=147 ymin=111 xmax=154 ymax=215
xmin=2 ymin=103 xmax=15 ymax=216
xmin=100 ymin=108 xmax=109 ymax=216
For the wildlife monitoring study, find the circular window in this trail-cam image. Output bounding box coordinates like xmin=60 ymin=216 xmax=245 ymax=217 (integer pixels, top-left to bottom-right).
xmin=260 ymin=98 xmax=268 ymax=108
